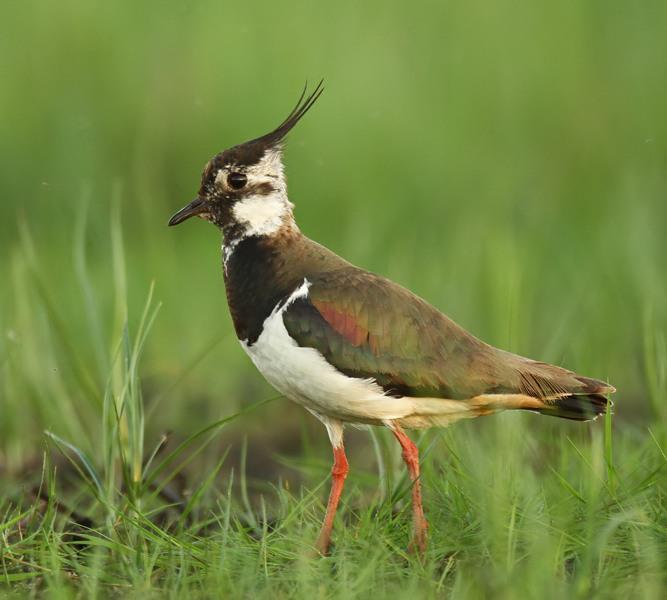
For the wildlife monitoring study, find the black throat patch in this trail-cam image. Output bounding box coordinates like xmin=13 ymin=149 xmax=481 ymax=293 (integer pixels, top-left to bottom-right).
xmin=223 ymin=235 xmax=301 ymax=345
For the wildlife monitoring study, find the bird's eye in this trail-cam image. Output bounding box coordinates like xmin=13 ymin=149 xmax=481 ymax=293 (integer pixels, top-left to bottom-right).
xmin=227 ymin=172 xmax=247 ymax=190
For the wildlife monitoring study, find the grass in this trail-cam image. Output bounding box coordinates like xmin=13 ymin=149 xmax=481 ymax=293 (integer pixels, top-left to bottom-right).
xmin=1 ymin=0 xmax=667 ymax=597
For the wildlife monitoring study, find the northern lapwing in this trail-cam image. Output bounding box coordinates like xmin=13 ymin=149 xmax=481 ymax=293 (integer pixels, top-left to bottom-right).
xmin=168 ymin=82 xmax=615 ymax=555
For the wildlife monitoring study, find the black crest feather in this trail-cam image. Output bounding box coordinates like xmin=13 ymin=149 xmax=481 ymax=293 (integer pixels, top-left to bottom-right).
xmin=249 ymin=80 xmax=324 ymax=147
xmin=208 ymin=80 xmax=324 ymax=171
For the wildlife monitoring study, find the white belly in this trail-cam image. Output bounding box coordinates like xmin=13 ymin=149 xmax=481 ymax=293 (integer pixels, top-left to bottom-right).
xmin=240 ymin=280 xmax=415 ymax=424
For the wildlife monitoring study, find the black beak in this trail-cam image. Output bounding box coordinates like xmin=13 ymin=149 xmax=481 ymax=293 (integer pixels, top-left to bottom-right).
xmin=168 ymin=198 xmax=207 ymax=226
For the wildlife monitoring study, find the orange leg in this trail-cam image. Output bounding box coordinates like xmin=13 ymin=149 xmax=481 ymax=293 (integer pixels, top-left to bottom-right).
xmin=389 ymin=423 xmax=428 ymax=554
xmin=315 ymin=444 xmax=349 ymax=555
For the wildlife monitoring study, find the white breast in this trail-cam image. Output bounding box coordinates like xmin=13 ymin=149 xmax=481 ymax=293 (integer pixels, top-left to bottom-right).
xmin=240 ymin=279 xmax=417 ymax=424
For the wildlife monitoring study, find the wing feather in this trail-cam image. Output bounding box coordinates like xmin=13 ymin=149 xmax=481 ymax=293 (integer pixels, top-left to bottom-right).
xmin=281 ymin=268 xmax=613 ymax=403
xmin=282 ymin=268 xmax=492 ymax=399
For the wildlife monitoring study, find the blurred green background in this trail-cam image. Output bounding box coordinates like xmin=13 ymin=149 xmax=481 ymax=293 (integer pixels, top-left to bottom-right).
xmin=1 ymin=0 xmax=666 ymax=477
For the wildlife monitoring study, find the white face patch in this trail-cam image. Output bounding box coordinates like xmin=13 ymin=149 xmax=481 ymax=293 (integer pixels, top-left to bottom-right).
xmin=232 ymin=193 xmax=290 ymax=237
xmin=221 ymin=148 xmax=298 ymax=260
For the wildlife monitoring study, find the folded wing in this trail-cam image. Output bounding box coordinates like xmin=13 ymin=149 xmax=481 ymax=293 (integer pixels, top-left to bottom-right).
xmin=282 ymin=268 xmax=614 ymax=411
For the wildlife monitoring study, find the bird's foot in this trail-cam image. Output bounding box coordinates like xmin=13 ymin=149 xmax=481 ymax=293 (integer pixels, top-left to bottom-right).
xmin=314 ymin=529 xmax=332 ymax=557
xmin=407 ymin=518 xmax=428 ymax=556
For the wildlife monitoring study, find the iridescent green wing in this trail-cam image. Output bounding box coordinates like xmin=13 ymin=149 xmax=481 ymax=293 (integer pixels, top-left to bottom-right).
xmin=282 ymin=267 xmax=499 ymax=399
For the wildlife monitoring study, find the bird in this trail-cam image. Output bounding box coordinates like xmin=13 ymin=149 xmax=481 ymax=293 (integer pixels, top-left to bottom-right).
xmin=168 ymin=81 xmax=615 ymax=555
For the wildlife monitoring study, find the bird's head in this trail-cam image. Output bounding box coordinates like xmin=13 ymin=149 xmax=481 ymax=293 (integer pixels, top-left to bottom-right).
xmin=168 ymin=81 xmax=323 ymax=242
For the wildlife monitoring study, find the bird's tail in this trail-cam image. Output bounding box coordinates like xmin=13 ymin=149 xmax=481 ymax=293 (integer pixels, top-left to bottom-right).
xmin=395 ymin=353 xmax=615 ymax=429
xmin=510 ymin=361 xmax=615 ymax=422
xmin=532 ymin=391 xmax=611 ymax=421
